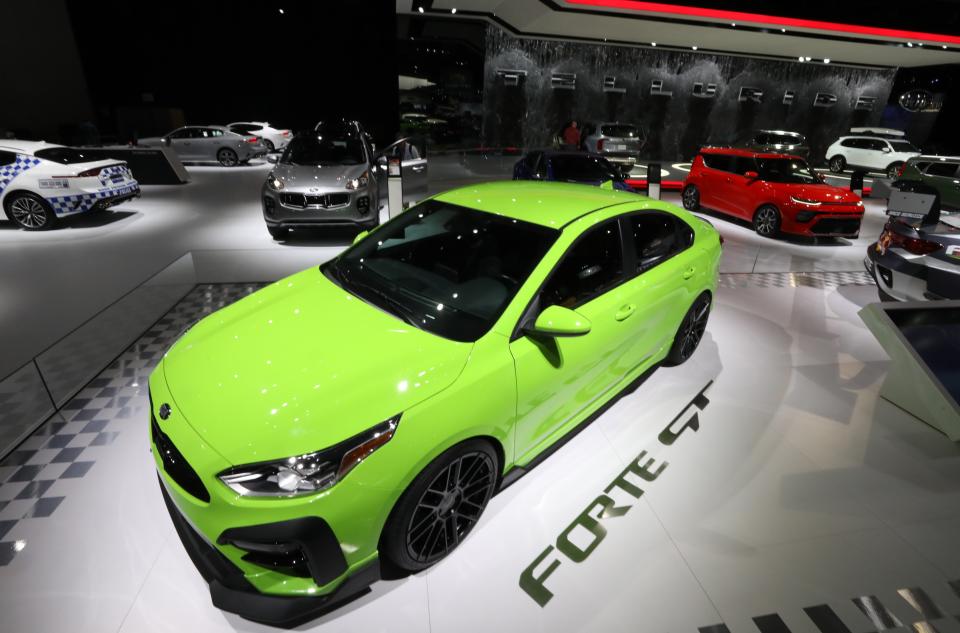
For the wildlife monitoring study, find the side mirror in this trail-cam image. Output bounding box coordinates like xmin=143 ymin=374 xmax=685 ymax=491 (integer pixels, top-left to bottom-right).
xmin=882 ymin=147 xmax=892 ymax=153
xmin=353 ymin=230 xmax=369 ymax=245
xmin=525 ymin=305 xmax=591 ymax=338
xmin=744 ymin=170 xmax=759 ymax=180
xmin=267 ymin=154 xmax=279 ymax=164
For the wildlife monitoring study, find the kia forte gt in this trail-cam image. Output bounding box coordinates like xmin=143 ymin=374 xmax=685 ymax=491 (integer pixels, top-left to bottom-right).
xmin=149 ymin=181 xmax=721 ymax=626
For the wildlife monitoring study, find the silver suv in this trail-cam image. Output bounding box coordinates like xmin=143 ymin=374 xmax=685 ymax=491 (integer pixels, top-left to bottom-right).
xmin=580 ymin=122 xmax=644 ymax=170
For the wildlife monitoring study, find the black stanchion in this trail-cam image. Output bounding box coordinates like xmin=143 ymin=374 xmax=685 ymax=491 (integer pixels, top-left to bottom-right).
xmin=850 ymin=170 xmax=865 ymax=198
xmin=647 ymin=162 xmax=661 ymax=199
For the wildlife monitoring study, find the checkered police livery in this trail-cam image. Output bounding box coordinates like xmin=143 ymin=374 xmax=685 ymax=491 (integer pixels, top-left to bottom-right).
xmin=0 ymin=154 xmax=41 ymax=196
xmin=0 ymin=140 xmax=140 ymax=230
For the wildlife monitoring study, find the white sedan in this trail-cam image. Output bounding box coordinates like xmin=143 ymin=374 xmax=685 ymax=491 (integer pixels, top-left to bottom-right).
xmin=227 ymin=121 xmax=292 ymax=152
xmin=0 ymin=141 xmax=140 ymax=230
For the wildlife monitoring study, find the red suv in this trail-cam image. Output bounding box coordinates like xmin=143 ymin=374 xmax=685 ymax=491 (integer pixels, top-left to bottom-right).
xmin=682 ymin=147 xmax=864 ymax=238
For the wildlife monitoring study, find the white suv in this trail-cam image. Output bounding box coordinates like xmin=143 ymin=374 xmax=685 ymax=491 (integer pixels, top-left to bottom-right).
xmin=825 ymin=128 xmax=920 ymax=179
xmin=0 ymin=141 xmax=140 ymax=230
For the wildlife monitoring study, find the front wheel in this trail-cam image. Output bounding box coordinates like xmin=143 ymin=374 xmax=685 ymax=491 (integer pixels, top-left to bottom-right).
xmin=217 ymin=148 xmax=239 ymax=167
xmin=6 ymin=192 xmax=57 ymax=230
xmin=753 ymin=204 xmax=781 ymax=238
xmin=829 ymin=155 xmax=846 ymax=173
xmin=664 ymin=292 xmax=711 ymax=366
xmin=381 ymin=440 xmax=499 ymax=572
xmin=682 ymin=184 xmax=700 ymax=211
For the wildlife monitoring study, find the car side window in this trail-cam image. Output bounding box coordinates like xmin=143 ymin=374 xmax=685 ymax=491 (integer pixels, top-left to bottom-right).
xmin=755 ymin=133 xmax=769 ymax=145
xmin=168 ymin=128 xmax=190 ymax=139
xmin=701 ymin=154 xmax=733 ymax=172
xmin=871 ymin=140 xmax=888 ymax=151
xmin=540 ymin=219 xmax=624 ymax=309
xmin=841 ymin=138 xmax=860 ymax=149
xmin=925 ymin=162 xmax=959 ymax=177
xmin=732 ymin=156 xmax=757 ymax=175
xmin=630 ymin=214 xmax=690 ymax=272
xmin=0 ymin=151 xmax=16 ymax=166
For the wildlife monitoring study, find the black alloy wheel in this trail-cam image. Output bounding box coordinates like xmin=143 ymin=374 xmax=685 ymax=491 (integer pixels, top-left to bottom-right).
xmin=217 ymin=148 xmax=239 ymax=167
xmin=665 ymin=293 xmax=711 ymax=366
xmin=383 ymin=440 xmax=498 ymax=571
xmin=829 ymin=155 xmax=846 ymax=173
xmin=886 ymin=163 xmax=903 ymax=180
xmin=682 ymin=185 xmax=700 ymax=211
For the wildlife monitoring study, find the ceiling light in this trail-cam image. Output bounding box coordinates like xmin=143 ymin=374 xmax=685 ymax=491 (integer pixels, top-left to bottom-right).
xmin=798 ymin=56 xmax=804 ymax=61
xmin=278 ymin=8 xmax=284 ymax=14
xmin=451 ymin=7 xmax=457 ymax=13
xmin=944 ymin=45 xmax=949 ymax=49
xmin=823 ymin=58 xmax=831 ymax=63
xmin=651 ymin=42 xmax=657 ymax=46
xmin=918 ymin=42 xmax=924 ymax=47
xmin=731 ymin=22 xmax=736 ymax=27
xmin=805 ymin=56 xmax=811 ymax=61
xmin=907 ymin=42 xmax=914 ymax=47
xmin=781 ymin=28 xmax=786 ymax=33
xmin=691 ymin=45 xmax=698 ymax=50
xmin=418 ymin=6 xmax=424 ymax=12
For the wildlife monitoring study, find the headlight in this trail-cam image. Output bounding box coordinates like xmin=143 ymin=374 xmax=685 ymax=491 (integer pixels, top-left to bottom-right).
xmin=345 ymin=171 xmax=369 ymax=191
xmin=267 ymin=174 xmax=284 ymax=191
xmin=218 ymin=415 xmax=400 ymax=497
xmin=856 ymin=200 xmax=864 ymax=207
xmin=790 ymin=196 xmax=821 ymax=206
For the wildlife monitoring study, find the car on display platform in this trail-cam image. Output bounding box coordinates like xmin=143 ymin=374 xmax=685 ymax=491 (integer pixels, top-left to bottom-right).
xmin=138 ymin=125 xmax=269 ymax=166
xmin=682 ymin=147 xmax=864 ymax=239
xmin=895 ymin=155 xmax=960 ymax=210
xmin=0 ymin=141 xmax=140 ymax=230
xmin=262 ymin=121 xmax=381 ymax=239
xmin=150 ymin=181 xmax=721 ymax=626
xmin=513 ymin=150 xmax=637 ymax=191
xmin=226 ymin=121 xmax=292 ymax=152
xmin=580 ymin=122 xmax=645 ymax=170
xmin=825 ymin=128 xmax=921 ymax=179
xmin=747 ymin=130 xmax=809 ymax=160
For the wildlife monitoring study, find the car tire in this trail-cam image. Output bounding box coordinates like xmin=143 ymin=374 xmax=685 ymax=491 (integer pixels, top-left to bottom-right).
xmin=217 ymin=148 xmax=239 ymax=167
xmin=267 ymin=225 xmax=288 ymax=240
xmin=752 ymin=204 xmax=781 ymax=238
xmin=381 ymin=439 xmax=499 ymax=572
xmin=663 ymin=292 xmax=711 ymax=366
xmin=681 ymin=184 xmax=700 ymax=211
xmin=264 ymin=139 xmax=275 ymax=152
xmin=886 ymin=162 xmax=903 ymax=180
xmin=829 ymin=155 xmax=846 ymax=173
xmin=5 ymin=192 xmax=57 ymax=230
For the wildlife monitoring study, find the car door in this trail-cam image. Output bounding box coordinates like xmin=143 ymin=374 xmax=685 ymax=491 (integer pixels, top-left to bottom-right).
xmin=724 ymin=156 xmax=759 ymax=219
xmin=702 ymin=154 xmax=739 ymax=214
xmin=864 ymin=139 xmax=890 ymax=170
xmin=166 ymin=127 xmax=195 ymax=159
xmin=923 ymin=161 xmax=960 ymax=209
xmin=618 ymin=212 xmax=698 ymax=367
xmin=510 ymin=218 xmax=636 ymax=459
xmin=841 ymin=138 xmax=866 ymax=168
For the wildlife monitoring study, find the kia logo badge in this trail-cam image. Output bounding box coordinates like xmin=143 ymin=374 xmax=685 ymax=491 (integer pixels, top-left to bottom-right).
xmin=899 ymin=89 xmax=933 ymax=112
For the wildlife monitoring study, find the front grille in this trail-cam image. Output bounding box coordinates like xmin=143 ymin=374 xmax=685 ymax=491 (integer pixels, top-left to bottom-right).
xmin=280 ymin=192 xmax=350 ymax=208
xmin=811 ymin=218 xmax=862 ymax=235
xmin=152 ymin=417 xmax=210 ymax=502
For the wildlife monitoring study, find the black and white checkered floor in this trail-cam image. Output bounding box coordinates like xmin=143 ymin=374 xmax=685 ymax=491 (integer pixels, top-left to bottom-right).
xmin=2 ymin=273 xmax=960 ymax=633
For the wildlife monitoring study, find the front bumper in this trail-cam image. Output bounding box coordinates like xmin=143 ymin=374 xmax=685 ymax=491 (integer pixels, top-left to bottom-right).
xmin=780 ymin=207 xmax=864 ymax=237
xmin=262 ymin=186 xmax=376 ymax=228
xmin=158 ymin=478 xmax=379 ymax=628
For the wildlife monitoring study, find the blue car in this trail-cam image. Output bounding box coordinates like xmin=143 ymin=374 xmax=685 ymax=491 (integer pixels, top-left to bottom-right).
xmin=513 ymin=150 xmax=637 ymax=192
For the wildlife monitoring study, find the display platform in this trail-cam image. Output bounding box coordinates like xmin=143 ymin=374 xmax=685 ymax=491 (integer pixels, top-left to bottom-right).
xmin=1 ymin=273 xmax=959 ymax=633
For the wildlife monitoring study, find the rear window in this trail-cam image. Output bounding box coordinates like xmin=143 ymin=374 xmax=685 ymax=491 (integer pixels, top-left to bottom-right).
xmin=600 ymin=124 xmax=639 ymax=138
xmin=767 ymin=133 xmax=804 ymax=145
xmin=35 ymin=148 xmax=99 ymax=164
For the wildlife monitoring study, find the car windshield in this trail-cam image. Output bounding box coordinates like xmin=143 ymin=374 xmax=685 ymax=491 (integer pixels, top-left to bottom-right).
xmin=600 ymin=125 xmax=639 ymax=138
xmin=890 ymin=141 xmax=919 ymax=153
xmin=34 ymin=148 xmax=99 ymax=164
xmin=550 ymin=154 xmax=621 ymax=182
xmin=282 ymin=134 xmax=365 ymax=166
xmin=325 ymin=200 xmax=558 ymax=342
xmin=756 ymin=158 xmax=820 ymax=184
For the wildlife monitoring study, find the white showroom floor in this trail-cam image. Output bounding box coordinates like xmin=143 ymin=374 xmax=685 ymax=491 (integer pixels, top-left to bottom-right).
xmin=1 ymin=160 xmax=958 ymax=633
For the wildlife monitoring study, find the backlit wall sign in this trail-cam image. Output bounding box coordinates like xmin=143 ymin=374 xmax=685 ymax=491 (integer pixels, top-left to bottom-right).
xmin=814 ymin=92 xmax=838 ymax=107
xmin=650 ymin=79 xmax=673 ymax=97
xmin=855 ymin=96 xmax=877 ymax=111
xmin=692 ymin=82 xmax=717 ymax=98
xmin=738 ymin=87 xmax=764 ymax=103
xmin=782 ymin=90 xmax=796 ymax=105
xmin=603 ymin=75 xmax=626 ymax=93
xmin=495 ymin=69 xmax=528 ymax=86
xmin=551 ymin=72 xmax=577 ymax=90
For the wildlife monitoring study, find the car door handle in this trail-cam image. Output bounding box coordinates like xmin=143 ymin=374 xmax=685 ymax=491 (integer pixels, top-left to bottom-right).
xmin=615 ymin=304 xmax=636 ymax=321
xmin=682 ymin=267 xmax=696 ymax=280
xmin=410 ymin=165 xmax=426 ymax=173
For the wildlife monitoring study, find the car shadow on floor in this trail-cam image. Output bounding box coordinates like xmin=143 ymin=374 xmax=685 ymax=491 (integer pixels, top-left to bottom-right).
xmin=0 ymin=210 xmax=137 ymax=231
xmin=695 ymin=209 xmax=852 ymax=247
xmin=275 ymin=226 xmax=365 ymax=247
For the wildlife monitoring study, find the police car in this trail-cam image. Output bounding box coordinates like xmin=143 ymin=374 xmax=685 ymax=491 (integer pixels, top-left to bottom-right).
xmin=0 ymin=141 xmax=140 ymax=230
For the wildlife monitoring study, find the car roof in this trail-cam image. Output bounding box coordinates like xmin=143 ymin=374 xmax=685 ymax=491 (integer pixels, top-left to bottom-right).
xmin=229 ymin=121 xmax=269 ymax=126
xmin=756 ymin=129 xmax=804 ymax=137
xmin=0 ymin=140 xmax=63 ymax=155
xmin=912 ymin=154 xmax=960 ymax=162
xmin=699 ymin=146 xmax=803 ymax=160
xmin=434 ymin=181 xmax=641 ymax=229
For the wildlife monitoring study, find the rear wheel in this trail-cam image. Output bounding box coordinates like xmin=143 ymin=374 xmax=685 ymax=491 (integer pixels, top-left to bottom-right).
xmin=753 ymin=204 xmax=781 ymax=238
xmin=382 ymin=439 xmax=498 ymax=572
xmin=664 ymin=293 xmax=711 ymax=366
xmin=217 ymin=148 xmax=239 ymax=167
xmin=264 ymin=139 xmax=275 ymax=152
xmin=6 ymin=192 xmax=57 ymax=230
xmin=681 ymin=184 xmax=700 ymax=211
xmin=829 ymin=155 xmax=846 ymax=173
xmin=886 ymin=162 xmax=903 ymax=180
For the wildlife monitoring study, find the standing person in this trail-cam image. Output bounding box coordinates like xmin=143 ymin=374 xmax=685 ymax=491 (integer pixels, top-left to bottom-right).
xmin=562 ymin=120 xmax=580 ymax=150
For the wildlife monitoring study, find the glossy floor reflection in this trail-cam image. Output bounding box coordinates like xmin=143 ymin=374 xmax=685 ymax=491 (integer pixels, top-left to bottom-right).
xmin=1 ymin=278 xmax=959 ymax=633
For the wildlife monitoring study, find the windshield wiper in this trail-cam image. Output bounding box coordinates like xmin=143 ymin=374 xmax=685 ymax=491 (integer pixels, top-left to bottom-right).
xmin=333 ymin=263 xmax=423 ymax=328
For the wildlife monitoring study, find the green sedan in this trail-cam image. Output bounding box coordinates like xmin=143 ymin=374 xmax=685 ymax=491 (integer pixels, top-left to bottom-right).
xmin=149 ymin=181 xmax=721 ymax=626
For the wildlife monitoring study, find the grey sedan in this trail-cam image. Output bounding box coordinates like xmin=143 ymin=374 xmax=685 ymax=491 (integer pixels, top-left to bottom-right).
xmin=139 ymin=125 xmax=268 ymax=166
xmin=262 ymin=129 xmax=381 ymax=239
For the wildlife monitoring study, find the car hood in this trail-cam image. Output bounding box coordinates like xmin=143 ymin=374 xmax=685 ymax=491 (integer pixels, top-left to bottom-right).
xmin=780 ymin=183 xmax=860 ymax=203
xmin=270 ymin=162 xmax=368 ymax=191
xmin=161 ymin=268 xmax=472 ymax=465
